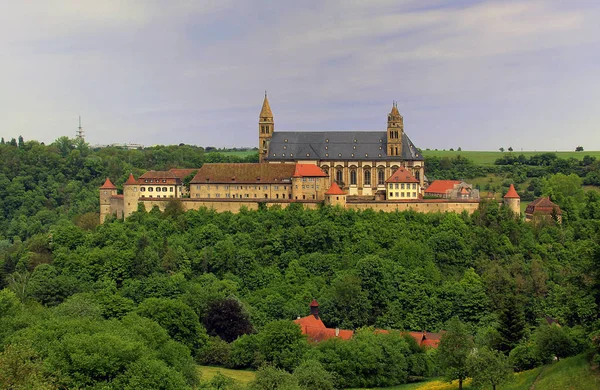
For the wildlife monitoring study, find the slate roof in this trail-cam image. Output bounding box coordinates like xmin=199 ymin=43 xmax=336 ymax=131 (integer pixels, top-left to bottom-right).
xmin=265 ymin=131 xmax=423 ymax=162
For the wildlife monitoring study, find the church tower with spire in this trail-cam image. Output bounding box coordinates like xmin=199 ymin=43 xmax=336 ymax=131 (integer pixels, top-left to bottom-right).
xmin=387 ymin=102 xmax=403 ymax=158
xmin=259 ymin=92 xmax=274 ymax=163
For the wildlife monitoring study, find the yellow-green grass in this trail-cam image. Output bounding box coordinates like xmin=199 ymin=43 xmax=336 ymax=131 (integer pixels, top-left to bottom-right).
xmin=422 ymin=150 xmax=600 ymax=166
xmin=197 ymin=365 xmax=256 ymax=385
xmin=353 ymin=353 xmax=599 ymax=390
xmin=350 ymin=378 xmax=472 ymax=390
xmin=530 ymin=354 xmax=600 ymax=390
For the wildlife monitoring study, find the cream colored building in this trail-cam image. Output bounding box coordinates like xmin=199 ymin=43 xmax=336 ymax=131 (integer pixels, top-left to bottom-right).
xmin=385 ymin=166 xmax=421 ymax=200
xmin=258 ymin=95 xmax=425 ymax=196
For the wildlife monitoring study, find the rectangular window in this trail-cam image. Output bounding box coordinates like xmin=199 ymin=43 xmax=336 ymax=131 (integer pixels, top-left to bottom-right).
xmin=389 ymin=192 xmax=393 ymax=198
xmin=274 ymin=185 xmax=279 ymax=190
xmin=216 ymin=193 xmax=221 ymax=198
xmin=263 ymin=186 xmax=268 ymax=190
xmin=195 ymin=194 xmax=199 ymax=198
xmin=412 ymin=184 xmax=416 ymax=189
xmin=226 ymin=194 xmax=230 ymax=198
xmin=395 ymin=183 xmax=399 ymax=189
xmin=170 ymin=187 xmax=173 ymax=192
xmin=413 ymin=192 xmax=416 ymax=197
xmin=401 ymin=192 xmax=404 ymax=197
xmin=207 ymin=185 xmax=210 ymax=190
xmin=401 ymin=183 xmax=405 ymax=189
xmin=225 ymin=185 xmax=229 ymax=190
xmin=207 ymin=194 xmax=210 ymax=198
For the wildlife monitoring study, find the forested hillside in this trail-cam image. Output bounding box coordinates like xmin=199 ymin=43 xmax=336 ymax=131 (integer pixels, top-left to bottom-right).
xmin=1 ymin=138 xmax=600 ymax=389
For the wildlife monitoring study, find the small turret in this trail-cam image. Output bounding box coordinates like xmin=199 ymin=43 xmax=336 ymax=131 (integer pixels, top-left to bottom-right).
xmin=99 ymin=178 xmax=117 ymax=223
xmin=503 ymin=183 xmax=520 ymax=216
xmin=325 ymin=182 xmax=347 ymax=207
xmin=310 ymin=299 xmax=319 ymax=318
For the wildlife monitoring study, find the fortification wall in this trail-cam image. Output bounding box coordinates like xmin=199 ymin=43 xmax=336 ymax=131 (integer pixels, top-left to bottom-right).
xmin=346 ymin=200 xmax=480 ymax=214
xmin=139 ymin=199 xmax=321 ymax=213
xmin=110 ymin=196 xmax=125 ymax=219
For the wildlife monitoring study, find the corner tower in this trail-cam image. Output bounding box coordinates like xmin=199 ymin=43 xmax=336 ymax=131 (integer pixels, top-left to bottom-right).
xmin=99 ymin=178 xmax=117 ymax=223
xmin=123 ymin=173 xmax=139 ymax=219
xmin=259 ymin=92 xmax=274 ymax=163
xmin=503 ymin=184 xmax=521 ymax=216
xmin=387 ymin=102 xmax=403 ymax=158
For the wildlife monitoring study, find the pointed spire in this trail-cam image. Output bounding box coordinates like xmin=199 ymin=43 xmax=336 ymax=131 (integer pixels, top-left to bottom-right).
xmin=124 ymin=173 xmax=137 ymax=185
xmin=260 ymin=92 xmax=273 ymax=118
xmin=390 ymin=101 xmax=400 ymax=116
xmin=504 ymin=183 xmax=520 ymax=199
xmin=100 ymin=178 xmax=117 ymax=189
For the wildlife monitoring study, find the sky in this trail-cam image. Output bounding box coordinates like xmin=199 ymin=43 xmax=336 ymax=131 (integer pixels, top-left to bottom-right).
xmin=1 ymin=0 xmax=599 ymax=151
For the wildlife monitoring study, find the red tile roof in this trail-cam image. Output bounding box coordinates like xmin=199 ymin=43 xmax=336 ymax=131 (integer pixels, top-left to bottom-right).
xmin=325 ymin=182 xmax=346 ymax=195
xmin=503 ymin=184 xmax=520 ymax=199
xmin=124 ymin=173 xmax=137 ymax=185
xmin=385 ymin=167 xmax=419 ymax=183
xmin=100 ymin=178 xmax=117 ymax=189
xmin=191 ymin=163 xmax=296 ymax=184
xmin=460 ymin=187 xmax=469 ymax=195
xmin=424 ymin=180 xmax=461 ymax=194
xmin=169 ymin=169 xmax=198 ymax=180
xmin=310 ymin=299 xmax=319 ymax=307
xmin=526 ymin=196 xmax=562 ymax=215
xmin=292 ymin=164 xmax=328 ymax=178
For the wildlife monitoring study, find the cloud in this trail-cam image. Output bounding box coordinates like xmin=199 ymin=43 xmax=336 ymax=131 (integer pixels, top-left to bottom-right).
xmin=0 ymin=0 xmax=599 ymax=150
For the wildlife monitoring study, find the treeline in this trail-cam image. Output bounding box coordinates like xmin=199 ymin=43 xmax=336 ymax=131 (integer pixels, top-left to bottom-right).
xmin=425 ymin=152 xmax=600 ymax=185
xmin=0 ymin=137 xmax=258 ymax=242
xmin=2 ymin=188 xmax=600 ymax=387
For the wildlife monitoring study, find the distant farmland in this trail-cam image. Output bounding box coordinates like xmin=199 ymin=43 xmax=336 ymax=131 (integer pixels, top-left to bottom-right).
xmin=422 ymin=150 xmax=600 ymax=166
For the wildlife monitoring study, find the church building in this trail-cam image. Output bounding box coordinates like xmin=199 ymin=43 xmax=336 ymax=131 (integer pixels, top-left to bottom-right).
xmin=258 ymin=94 xmax=425 ymax=196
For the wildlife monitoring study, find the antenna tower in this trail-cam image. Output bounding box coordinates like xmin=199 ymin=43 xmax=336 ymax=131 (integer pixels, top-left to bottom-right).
xmin=76 ymin=115 xmax=85 ymax=141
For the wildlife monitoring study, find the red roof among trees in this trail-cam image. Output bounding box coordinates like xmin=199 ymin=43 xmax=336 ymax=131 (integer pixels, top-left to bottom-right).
xmin=325 ymin=182 xmax=346 ymax=195
xmin=100 ymin=178 xmax=117 ymax=189
xmin=424 ymin=180 xmax=461 ymax=194
xmin=503 ymin=183 xmax=520 ymax=199
xmin=526 ymin=196 xmax=562 ymax=215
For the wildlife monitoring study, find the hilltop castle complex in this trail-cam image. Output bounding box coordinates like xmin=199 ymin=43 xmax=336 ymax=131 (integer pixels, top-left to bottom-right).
xmin=100 ymin=96 xmax=521 ymax=223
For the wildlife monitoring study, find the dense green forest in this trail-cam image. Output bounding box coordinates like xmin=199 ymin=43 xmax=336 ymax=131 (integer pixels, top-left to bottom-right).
xmin=1 ymin=138 xmax=600 ymax=389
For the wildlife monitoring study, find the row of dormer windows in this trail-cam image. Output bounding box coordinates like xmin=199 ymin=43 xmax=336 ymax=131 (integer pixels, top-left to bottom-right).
xmin=140 ymin=186 xmax=173 ymax=192
xmin=143 ymin=179 xmax=169 ymax=183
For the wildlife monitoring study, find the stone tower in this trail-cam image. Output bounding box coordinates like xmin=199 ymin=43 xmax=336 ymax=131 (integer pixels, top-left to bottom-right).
xmin=387 ymin=102 xmax=403 ymax=158
xmin=324 ymin=182 xmax=347 ymax=207
xmin=503 ymin=183 xmax=521 ymax=216
xmin=123 ymin=173 xmax=139 ymax=219
xmin=259 ymin=92 xmax=274 ymax=163
xmin=99 ymin=178 xmax=117 ymax=223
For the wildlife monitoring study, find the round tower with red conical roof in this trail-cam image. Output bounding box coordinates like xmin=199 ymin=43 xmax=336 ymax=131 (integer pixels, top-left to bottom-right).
xmin=503 ymin=183 xmax=520 ymax=216
xmin=325 ymin=182 xmax=347 ymax=207
xmin=99 ymin=178 xmax=117 ymax=223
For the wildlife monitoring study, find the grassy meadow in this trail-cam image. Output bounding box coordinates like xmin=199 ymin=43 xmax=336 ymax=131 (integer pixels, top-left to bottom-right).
xmin=199 ymin=353 xmax=599 ymax=390
xmin=421 ymin=150 xmax=600 ymax=166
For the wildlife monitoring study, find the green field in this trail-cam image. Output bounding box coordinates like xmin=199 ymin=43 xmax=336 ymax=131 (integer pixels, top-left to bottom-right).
xmin=352 ymin=353 xmax=599 ymax=390
xmin=200 ymin=354 xmax=599 ymax=389
xmin=422 ymin=150 xmax=600 ymax=166
xmin=198 ymin=365 xmax=256 ymax=385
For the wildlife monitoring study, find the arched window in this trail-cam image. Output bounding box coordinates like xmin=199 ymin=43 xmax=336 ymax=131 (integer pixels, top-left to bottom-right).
xmin=364 ymin=170 xmax=371 ymax=186
xmin=378 ymin=169 xmax=385 ymax=185
xmin=336 ymin=169 xmax=343 ymax=184
xmin=350 ymin=169 xmax=357 ymax=185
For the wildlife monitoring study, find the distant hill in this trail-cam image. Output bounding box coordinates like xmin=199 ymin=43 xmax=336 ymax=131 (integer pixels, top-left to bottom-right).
xmin=422 ymin=150 xmax=600 ymax=166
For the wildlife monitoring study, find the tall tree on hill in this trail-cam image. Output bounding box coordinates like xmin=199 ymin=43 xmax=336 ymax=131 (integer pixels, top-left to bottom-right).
xmin=467 ymin=347 xmax=512 ymax=390
xmin=438 ymin=317 xmax=474 ymax=390
xmin=496 ymin=295 xmax=526 ymax=354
